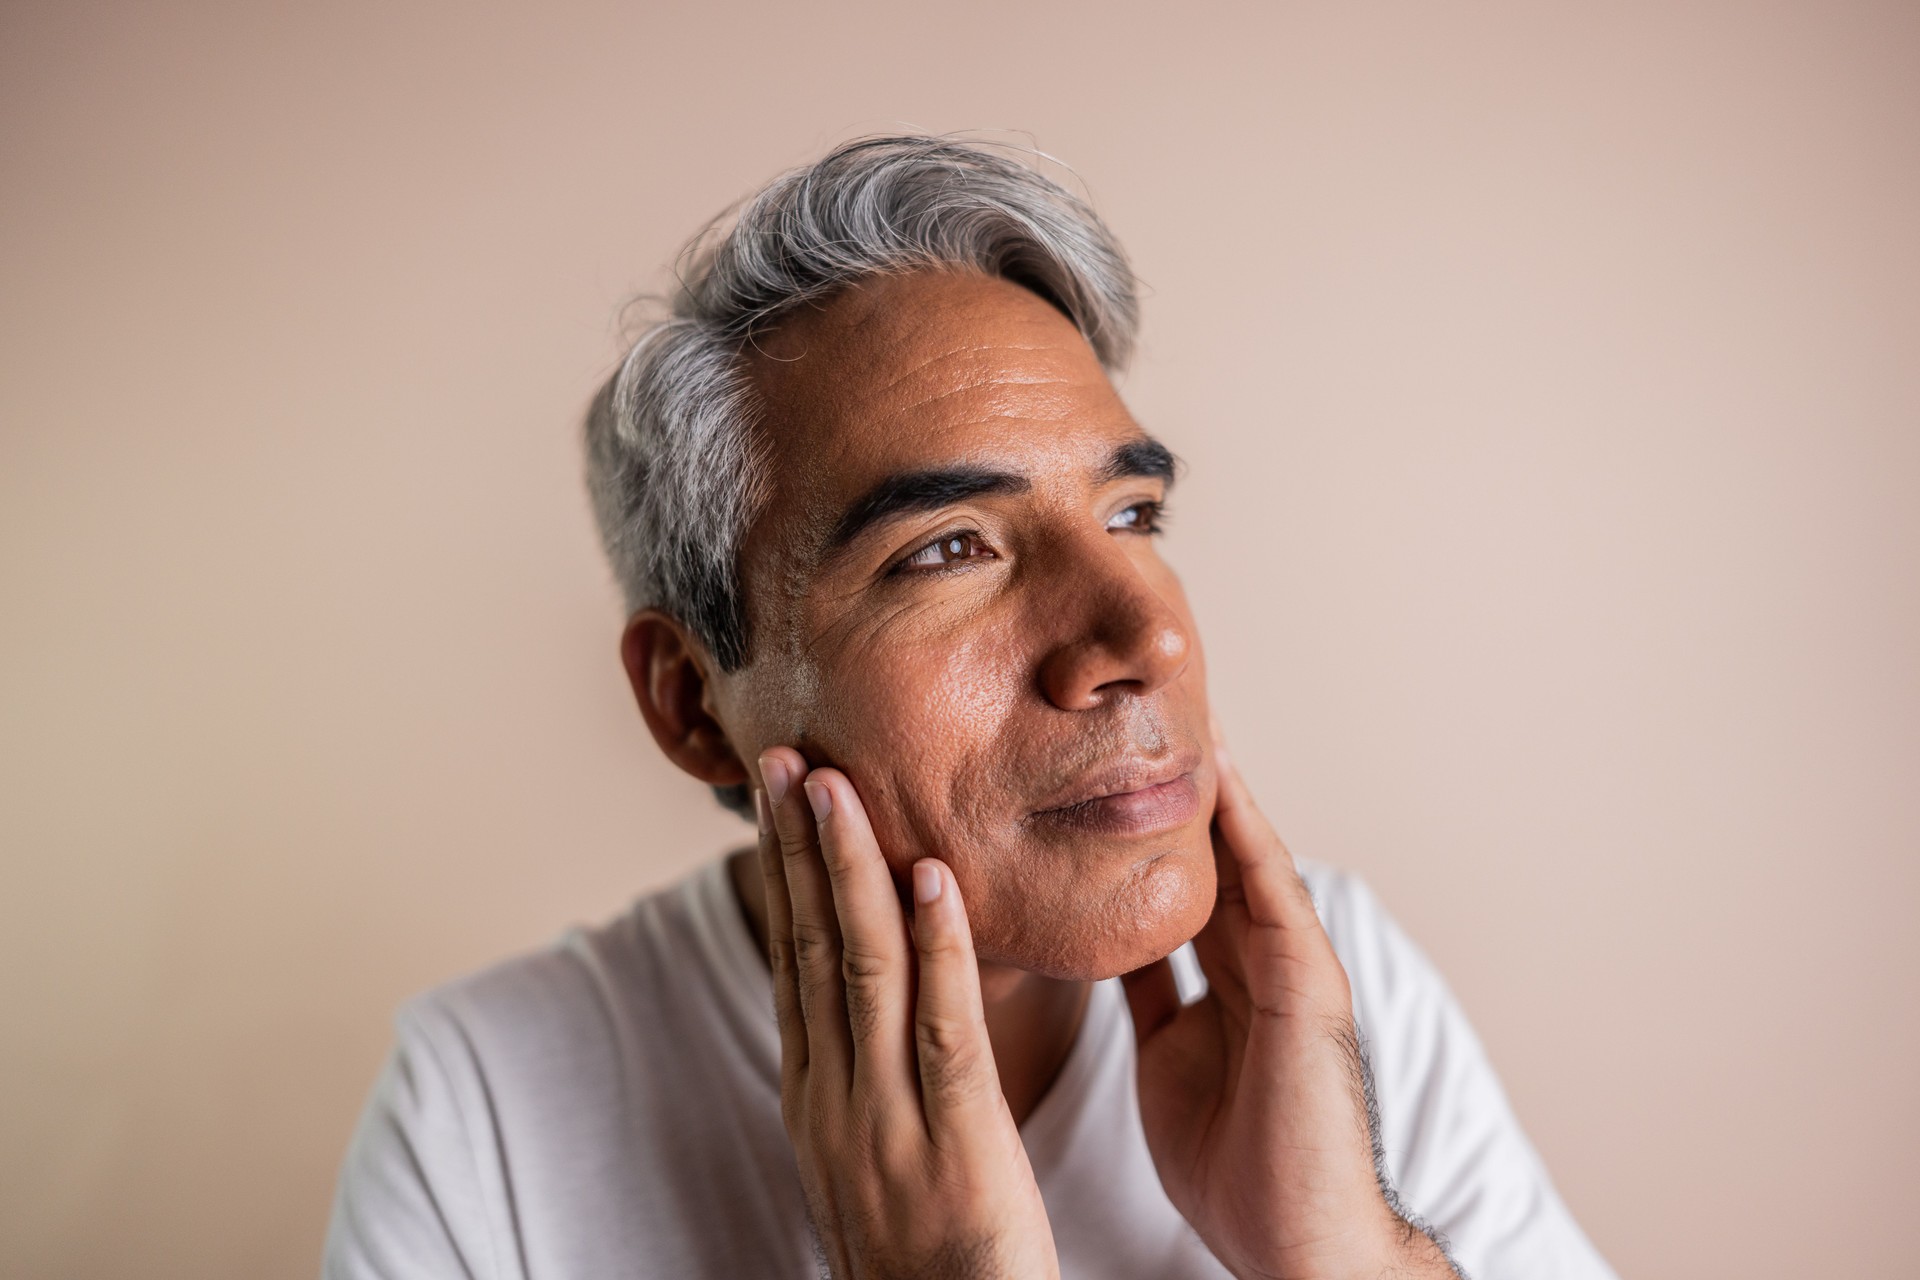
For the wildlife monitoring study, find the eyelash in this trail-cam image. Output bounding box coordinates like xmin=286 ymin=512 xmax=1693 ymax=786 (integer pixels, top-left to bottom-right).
xmin=891 ymin=500 xmax=1169 ymax=575
xmin=1109 ymin=499 xmax=1168 ymax=536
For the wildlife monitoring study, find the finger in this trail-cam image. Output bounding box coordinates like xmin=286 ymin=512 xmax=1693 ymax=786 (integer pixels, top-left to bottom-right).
xmin=761 ymin=748 xmax=852 ymax=1086
xmin=1208 ymin=744 xmax=1346 ymax=1011
xmin=753 ymin=780 xmax=809 ymax=1078
xmin=1211 ymin=742 xmax=1322 ymax=938
xmin=803 ymin=768 xmax=915 ymax=1094
xmin=1119 ymin=955 xmax=1182 ymax=1041
xmin=907 ymin=858 xmax=1003 ymax=1138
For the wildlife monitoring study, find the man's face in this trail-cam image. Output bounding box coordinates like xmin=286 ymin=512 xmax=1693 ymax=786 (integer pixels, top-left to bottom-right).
xmin=715 ymin=270 xmax=1217 ymax=980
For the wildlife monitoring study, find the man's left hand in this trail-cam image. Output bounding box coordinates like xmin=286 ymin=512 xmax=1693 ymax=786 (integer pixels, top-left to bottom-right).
xmin=1120 ymin=730 xmax=1462 ymax=1280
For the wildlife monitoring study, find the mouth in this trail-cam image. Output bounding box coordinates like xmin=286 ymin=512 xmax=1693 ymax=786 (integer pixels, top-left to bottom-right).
xmin=1029 ymin=748 xmax=1204 ymax=838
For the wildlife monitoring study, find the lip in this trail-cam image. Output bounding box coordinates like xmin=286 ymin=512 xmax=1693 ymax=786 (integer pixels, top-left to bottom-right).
xmin=1030 ymin=749 xmax=1204 ymax=837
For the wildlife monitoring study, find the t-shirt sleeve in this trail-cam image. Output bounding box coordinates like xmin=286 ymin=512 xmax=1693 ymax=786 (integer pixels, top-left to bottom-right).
xmin=322 ymin=999 xmax=517 ymax=1280
xmin=1312 ymin=865 xmax=1618 ymax=1280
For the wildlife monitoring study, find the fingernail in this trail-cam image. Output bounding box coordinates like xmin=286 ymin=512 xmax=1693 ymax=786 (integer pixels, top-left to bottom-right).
xmin=759 ymin=754 xmax=789 ymax=806
xmin=754 ymin=787 xmax=772 ymax=835
xmin=913 ymin=861 xmax=942 ymax=905
xmin=803 ymin=778 xmax=831 ymax=821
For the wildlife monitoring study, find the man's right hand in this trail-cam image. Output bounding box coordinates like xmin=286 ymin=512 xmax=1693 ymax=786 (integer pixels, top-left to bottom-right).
xmin=755 ymin=747 xmax=1060 ymax=1280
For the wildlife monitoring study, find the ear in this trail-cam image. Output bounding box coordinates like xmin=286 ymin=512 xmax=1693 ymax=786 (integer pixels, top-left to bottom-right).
xmin=619 ymin=610 xmax=750 ymax=790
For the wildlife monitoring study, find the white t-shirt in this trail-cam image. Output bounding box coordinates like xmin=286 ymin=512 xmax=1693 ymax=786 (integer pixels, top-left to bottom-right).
xmin=323 ymin=854 xmax=1616 ymax=1279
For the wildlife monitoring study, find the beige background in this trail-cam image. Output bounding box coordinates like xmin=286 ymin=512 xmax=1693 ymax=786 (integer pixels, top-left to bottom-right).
xmin=4 ymin=1 xmax=1917 ymax=1275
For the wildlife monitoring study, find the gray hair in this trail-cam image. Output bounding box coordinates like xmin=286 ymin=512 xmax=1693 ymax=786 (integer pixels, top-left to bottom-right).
xmin=582 ymin=134 xmax=1141 ymax=809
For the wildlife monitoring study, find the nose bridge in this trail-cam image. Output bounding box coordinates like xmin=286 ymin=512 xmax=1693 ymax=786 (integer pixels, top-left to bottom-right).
xmin=1036 ymin=520 xmax=1190 ymax=709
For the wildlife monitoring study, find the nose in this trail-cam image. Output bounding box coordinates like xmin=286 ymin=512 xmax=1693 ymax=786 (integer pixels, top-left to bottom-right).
xmin=1037 ymin=537 xmax=1192 ymax=711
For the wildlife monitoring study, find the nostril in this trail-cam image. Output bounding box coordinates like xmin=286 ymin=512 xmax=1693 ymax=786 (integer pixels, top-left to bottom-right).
xmin=1036 ymin=554 xmax=1194 ymax=708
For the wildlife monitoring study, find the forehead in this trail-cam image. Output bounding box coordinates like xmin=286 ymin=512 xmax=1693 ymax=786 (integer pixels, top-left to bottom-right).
xmin=744 ymin=270 xmax=1138 ymax=541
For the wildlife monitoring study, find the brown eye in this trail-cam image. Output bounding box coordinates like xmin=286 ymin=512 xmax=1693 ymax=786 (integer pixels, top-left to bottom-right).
xmin=902 ymin=530 xmax=990 ymax=570
xmin=1108 ymin=500 xmax=1165 ymax=534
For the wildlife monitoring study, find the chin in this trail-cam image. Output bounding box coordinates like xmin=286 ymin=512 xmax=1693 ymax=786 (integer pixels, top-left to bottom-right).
xmin=980 ymin=841 xmax=1218 ymax=981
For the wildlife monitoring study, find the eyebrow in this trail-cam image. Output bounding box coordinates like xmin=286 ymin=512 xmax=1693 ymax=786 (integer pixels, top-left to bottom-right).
xmin=1100 ymin=437 xmax=1177 ymax=485
xmin=827 ymin=467 xmax=1030 ymax=550
xmin=825 ymin=436 xmax=1179 ymax=553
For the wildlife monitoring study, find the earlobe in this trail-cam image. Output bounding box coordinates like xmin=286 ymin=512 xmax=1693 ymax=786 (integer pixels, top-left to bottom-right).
xmin=620 ymin=611 xmax=750 ymax=789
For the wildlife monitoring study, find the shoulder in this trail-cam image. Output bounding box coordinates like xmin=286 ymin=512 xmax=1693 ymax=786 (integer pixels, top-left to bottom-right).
xmin=352 ymin=860 xmax=737 ymax=1176
xmin=367 ymin=854 xmax=779 ymax=1148
xmin=362 ymin=855 xmax=788 ymax=1151
xmin=324 ymin=864 xmax=741 ymax=1278
xmin=398 ymin=860 xmax=726 ymax=1067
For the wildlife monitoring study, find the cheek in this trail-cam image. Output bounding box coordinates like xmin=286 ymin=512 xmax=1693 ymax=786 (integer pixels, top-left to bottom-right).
xmin=801 ymin=618 xmax=1024 ymax=866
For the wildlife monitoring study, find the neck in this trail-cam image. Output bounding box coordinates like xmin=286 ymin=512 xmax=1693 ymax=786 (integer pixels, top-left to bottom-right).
xmin=725 ymin=847 xmax=1090 ymax=1126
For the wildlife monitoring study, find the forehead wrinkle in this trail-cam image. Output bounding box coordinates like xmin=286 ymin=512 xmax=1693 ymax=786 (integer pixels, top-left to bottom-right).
xmin=875 ymin=375 xmax=1076 ymax=426
xmin=861 ymin=339 xmax=1065 ymax=397
xmin=844 ymin=342 xmax=1083 ymax=426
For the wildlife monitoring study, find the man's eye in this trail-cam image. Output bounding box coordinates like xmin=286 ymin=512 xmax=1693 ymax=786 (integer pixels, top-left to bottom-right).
xmin=900 ymin=530 xmax=993 ymax=571
xmin=1108 ymin=500 xmax=1167 ymax=534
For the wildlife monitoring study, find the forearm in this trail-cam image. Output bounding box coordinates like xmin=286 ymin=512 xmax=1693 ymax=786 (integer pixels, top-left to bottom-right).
xmin=1210 ymin=1213 xmax=1463 ymax=1280
xmin=1378 ymin=1216 xmax=1468 ymax=1280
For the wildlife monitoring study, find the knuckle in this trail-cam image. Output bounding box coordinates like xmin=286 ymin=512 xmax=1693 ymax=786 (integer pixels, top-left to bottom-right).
xmin=816 ymin=839 xmax=857 ymax=879
xmin=767 ymin=939 xmax=800 ymax=983
xmin=839 ymin=941 xmax=891 ymax=987
xmin=790 ymin=921 xmax=836 ymax=968
xmin=916 ymin=1015 xmax=988 ymax=1099
xmin=915 ymin=929 xmax=966 ymax=962
xmin=916 ymin=1010 xmax=973 ymax=1057
xmin=840 ymin=948 xmax=892 ymax=1043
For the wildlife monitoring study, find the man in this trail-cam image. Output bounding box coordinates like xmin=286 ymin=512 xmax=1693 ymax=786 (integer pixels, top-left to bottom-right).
xmin=324 ymin=136 xmax=1617 ymax=1279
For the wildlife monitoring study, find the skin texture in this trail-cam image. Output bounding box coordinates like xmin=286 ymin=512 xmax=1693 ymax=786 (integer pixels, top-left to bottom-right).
xmin=626 ymin=269 xmax=1215 ymax=1126
xmin=621 ymin=269 xmax=1460 ymax=1279
xmin=722 ymin=270 xmax=1220 ymax=982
